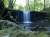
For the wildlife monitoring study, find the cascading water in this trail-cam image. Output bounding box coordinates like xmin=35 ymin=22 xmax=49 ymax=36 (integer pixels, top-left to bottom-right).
xmin=18 ymin=10 xmax=48 ymax=31
xmin=23 ymin=10 xmax=32 ymax=23
xmin=18 ymin=10 xmax=32 ymax=31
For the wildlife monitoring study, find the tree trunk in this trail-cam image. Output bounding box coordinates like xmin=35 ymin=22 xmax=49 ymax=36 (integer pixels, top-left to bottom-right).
xmin=26 ymin=0 xmax=30 ymax=10
xmin=44 ymin=0 xmax=45 ymax=10
xmin=8 ymin=0 xmax=13 ymax=9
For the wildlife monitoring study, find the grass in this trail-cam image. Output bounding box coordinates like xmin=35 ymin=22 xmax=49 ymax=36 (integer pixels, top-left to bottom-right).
xmin=9 ymin=31 xmax=50 ymax=37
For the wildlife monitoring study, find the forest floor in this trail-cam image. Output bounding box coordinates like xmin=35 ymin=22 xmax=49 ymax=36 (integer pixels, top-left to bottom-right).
xmin=0 ymin=20 xmax=50 ymax=37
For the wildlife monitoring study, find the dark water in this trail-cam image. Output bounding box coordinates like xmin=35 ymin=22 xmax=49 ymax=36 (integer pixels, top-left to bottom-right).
xmin=17 ymin=22 xmax=50 ymax=31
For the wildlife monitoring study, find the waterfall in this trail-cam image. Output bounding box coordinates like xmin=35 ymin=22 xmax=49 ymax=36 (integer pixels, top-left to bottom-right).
xmin=23 ymin=10 xmax=32 ymax=23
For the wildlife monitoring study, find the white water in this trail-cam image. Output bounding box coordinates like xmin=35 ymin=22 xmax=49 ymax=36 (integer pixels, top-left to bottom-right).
xmin=23 ymin=10 xmax=32 ymax=23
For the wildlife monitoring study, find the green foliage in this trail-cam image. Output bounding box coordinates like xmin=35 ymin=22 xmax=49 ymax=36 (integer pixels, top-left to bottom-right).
xmin=18 ymin=5 xmax=24 ymax=10
xmin=39 ymin=33 xmax=48 ymax=37
xmin=24 ymin=5 xmax=29 ymax=10
xmin=4 ymin=0 xmax=9 ymax=8
xmin=0 ymin=20 xmax=50 ymax=37
xmin=29 ymin=1 xmax=34 ymax=10
xmin=13 ymin=4 xmax=17 ymax=9
xmin=3 ymin=0 xmax=50 ymax=11
xmin=0 ymin=30 xmax=50 ymax=37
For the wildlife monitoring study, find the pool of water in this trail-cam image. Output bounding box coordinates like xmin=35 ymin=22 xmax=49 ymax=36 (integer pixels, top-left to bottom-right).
xmin=17 ymin=22 xmax=50 ymax=31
